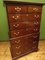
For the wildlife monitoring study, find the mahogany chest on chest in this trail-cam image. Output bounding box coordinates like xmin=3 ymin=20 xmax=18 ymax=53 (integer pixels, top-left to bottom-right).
xmin=4 ymin=1 xmax=44 ymax=60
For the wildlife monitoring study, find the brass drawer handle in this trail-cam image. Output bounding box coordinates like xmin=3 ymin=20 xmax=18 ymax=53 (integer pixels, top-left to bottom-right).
xmin=33 ymin=28 xmax=38 ymax=31
xmin=33 ymin=8 xmax=38 ymax=11
xmin=16 ymin=46 xmax=21 ymax=49
xmin=15 ymin=7 xmax=21 ymax=12
xmin=14 ymin=32 xmax=19 ymax=35
xmin=12 ymin=15 xmax=19 ymax=20
xmin=16 ymin=51 xmax=21 ymax=55
xmin=15 ymin=40 xmax=20 ymax=43
xmin=34 ymin=15 xmax=39 ymax=18
xmin=13 ymin=24 xmax=19 ymax=27
xmin=12 ymin=16 xmax=15 ymax=18
xmin=34 ymin=22 xmax=39 ymax=25
xmin=26 ymin=14 xmax=28 ymax=16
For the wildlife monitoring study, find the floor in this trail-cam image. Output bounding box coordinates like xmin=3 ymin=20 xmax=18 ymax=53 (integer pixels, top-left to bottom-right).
xmin=0 ymin=40 xmax=45 ymax=60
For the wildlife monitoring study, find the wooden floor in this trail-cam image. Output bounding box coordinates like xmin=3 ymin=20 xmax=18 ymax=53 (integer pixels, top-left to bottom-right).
xmin=0 ymin=40 xmax=45 ymax=60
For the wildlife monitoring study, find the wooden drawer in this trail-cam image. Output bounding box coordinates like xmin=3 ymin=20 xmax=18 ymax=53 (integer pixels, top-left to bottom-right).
xmin=7 ymin=5 xmax=27 ymax=13
xmin=9 ymin=21 xmax=40 ymax=30
xmin=8 ymin=13 xmax=41 ymax=23
xmin=8 ymin=14 xmax=28 ymax=22
xmin=9 ymin=29 xmax=29 ymax=38
xmin=9 ymin=27 xmax=39 ymax=38
xmin=28 ymin=5 xmax=42 ymax=12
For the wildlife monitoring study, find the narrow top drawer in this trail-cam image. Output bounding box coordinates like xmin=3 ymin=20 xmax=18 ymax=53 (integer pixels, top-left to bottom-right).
xmin=7 ymin=5 xmax=27 ymax=13
xmin=28 ymin=5 xmax=42 ymax=13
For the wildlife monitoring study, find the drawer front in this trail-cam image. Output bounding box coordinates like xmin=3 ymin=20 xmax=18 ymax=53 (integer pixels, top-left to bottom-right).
xmin=8 ymin=14 xmax=28 ymax=22
xmin=9 ymin=21 xmax=40 ymax=30
xmin=7 ymin=5 xmax=27 ymax=13
xmin=28 ymin=5 xmax=42 ymax=12
xmin=8 ymin=13 xmax=41 ymax=23
xmin=9 ymin=27 xmax=39 ymax=38
xmin=9 ymin=29 xmax=28 ymax=38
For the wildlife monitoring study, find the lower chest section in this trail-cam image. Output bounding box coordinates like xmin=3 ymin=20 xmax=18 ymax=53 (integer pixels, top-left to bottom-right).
xmin=10 ymin=33 xmax=39 ymax=59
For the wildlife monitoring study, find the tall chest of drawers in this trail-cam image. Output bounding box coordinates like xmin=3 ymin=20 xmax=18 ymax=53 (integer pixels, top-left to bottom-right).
xmin=4 ymin=1 xmax=44 ymax=60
